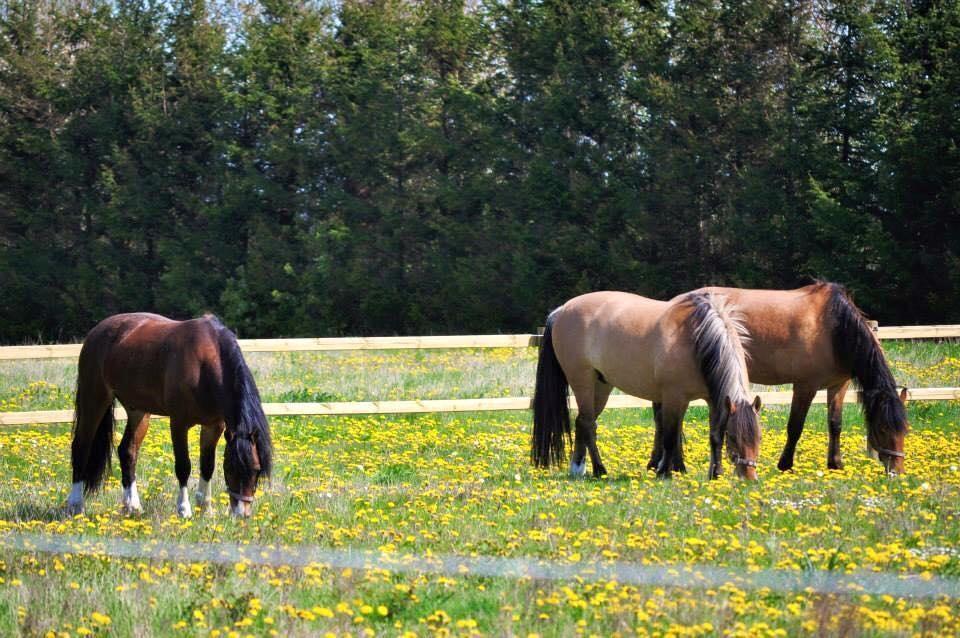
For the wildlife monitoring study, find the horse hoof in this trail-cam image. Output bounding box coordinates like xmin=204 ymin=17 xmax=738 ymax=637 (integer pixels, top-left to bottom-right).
xmin=121 ymin=503 xmax=143 ymax=515
xmin=177 ymin=504 xmax=193 ymax=519
xmin=593 ymin=465 xmax=608 ymax=478
xmin=673 ymin=462 xmax=687 ymax=473
xmin=65 ymin=503 xmax=85 ymax=516
xmin=777 ymin=457 xmax=794 ymax=472
xmin=828 ymin=459 xmax=844 ymax=470
xmin=569 ymin=459 xmax=587 ymax=478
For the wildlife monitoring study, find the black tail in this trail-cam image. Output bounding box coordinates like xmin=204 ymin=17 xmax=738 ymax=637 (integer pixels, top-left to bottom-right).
xmin=216 ymin=321 xmax=273 ymax=480
xmin=531 ymin=318 xmax=570 ymax=468
xmin=829 ymin=284 xmax=908 ymax=439
xmin=72 ymin=387 xmax=116 ymax=495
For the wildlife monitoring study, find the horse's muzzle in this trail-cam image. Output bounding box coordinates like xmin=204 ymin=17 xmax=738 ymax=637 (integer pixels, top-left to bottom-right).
xmin=228 ymin=491 xmax=254 ymax=517
xmin=731 ymin=455 xmax=758 ymax=480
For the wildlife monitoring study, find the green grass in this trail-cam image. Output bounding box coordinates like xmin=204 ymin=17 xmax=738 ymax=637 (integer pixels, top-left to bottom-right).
xmin=0 ymin=343 xmax=959 ymax=636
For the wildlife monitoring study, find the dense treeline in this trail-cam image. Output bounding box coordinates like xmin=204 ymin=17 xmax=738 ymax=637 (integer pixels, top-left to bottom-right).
xmin=1 ymin=0 xmax=957 ymax=341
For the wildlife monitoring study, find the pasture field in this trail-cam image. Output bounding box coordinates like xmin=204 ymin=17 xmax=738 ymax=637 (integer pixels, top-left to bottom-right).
xmin=0 ymin=342 xmax=958 ymax=636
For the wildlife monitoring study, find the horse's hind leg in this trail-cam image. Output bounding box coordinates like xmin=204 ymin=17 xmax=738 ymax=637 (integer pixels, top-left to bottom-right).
xmin=568 ymin=371 xmax=607 ymax=478
xmin=777 ymin=386 xmax=817 ymax=471
xmin=196 ymin=421 xmax=225 ymax=511
xmin=585 ymin=380 xmax=613 ymax=477
xmin=827 ymin=381 xmax=850 ymax=470
xmin=170 ymin=418 xmax=193 ymax=518
xmin=118 ymin=410 xmax=150 ymax=513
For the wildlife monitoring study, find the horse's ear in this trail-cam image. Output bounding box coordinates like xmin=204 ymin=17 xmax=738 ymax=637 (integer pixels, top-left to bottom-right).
xmin=899 ymin=387 xmax=909 ymax=405
xmin=752 ymin=395 xmax=763 ymax=413
xmin=725 ymin=396 xmax=736 ymax=414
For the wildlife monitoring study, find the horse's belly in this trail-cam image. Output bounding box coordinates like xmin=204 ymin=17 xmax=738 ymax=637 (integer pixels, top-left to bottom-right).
xmin=112 ymin=389 xmax=168 ymax=415
xmin=746 ymin=350 xmax=838 ymax=387
xmin=599 ymin=369 xmax=661 ymax=402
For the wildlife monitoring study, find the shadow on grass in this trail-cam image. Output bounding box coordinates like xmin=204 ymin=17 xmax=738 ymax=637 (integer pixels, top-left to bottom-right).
xmin=0 ymin=500 xmax=72 ymax=523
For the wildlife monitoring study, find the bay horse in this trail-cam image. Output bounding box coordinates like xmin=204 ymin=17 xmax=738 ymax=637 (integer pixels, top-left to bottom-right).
xmin=532 ymin=291 xmax=763 ymax=480
xmin=649 ymin=282 xmax=908 ymax=475
xmin=66 ymin=313 xmax=273 ymax=518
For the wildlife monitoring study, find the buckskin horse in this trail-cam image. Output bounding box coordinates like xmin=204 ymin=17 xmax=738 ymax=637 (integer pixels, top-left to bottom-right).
xmin=532 ymin=291 xmax=762 ymax=480
xmin=66 ymin=313 xmax=273 ymax=518
xmin=649 ymin=282 xmax=908 ymax=475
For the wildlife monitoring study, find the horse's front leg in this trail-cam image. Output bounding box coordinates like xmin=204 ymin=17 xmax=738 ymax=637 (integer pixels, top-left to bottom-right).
xmin=196 ymin=422 xmax=225 ymax=511
xmin=646 ymin=403 xmax=663 ymax=471
xmin=648 ymin=402 xmax=687 ymax=473
xmin=656 ymin=403 xmax=685 ymax=479
xmin=170 ymin=419 xmax=193 ymax=518
xmin=827 ymin=381 xmax=850 ymax=470
xmin=708 ymin=403 xmax=724 ymax=479
xmin=777 ymin=386 xmax=816 ymax=471
xmin=118 ymin=410 xmax=151 ymax=514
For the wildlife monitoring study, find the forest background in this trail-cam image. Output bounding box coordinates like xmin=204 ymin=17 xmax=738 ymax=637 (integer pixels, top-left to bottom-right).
xmin=1 ymin=0 xmax=957 ymax=341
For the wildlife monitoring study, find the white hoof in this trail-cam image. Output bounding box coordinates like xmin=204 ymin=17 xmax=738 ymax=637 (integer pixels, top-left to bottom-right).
xmin=570 ymin=458 xmax=587 ymax=477
xmin=230 ymin=502 xmax=251 ymax=518
xmin=177 ymin=487 xmax=192 ymax=519
xmin=66 ymin=482 xmax=85 ymax=515
xmin=121 ymin=481 xmax=143 ymax=514
xmin=194 ymin=479 xmax=213 ymax=510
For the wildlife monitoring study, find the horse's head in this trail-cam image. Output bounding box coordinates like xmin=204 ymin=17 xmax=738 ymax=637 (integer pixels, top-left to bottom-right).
xmin=866 ymin=387 xmax=909 ymax=475
xmin=724 ymin=395 xmax=763 ymax=480
xmin=223 ymin=430 xmax=264 ymax=517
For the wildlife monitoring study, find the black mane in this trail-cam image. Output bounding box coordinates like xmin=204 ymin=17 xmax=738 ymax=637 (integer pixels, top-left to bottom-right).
xmin=828 ymin=283 xmax=908 ymax=439
xmin=215 ymin=319 xmax=273 ymax=482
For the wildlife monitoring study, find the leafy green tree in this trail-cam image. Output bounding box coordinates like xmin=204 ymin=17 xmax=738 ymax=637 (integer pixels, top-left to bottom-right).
xmin=882 ymin=0 xmax=960 ymax=320
xmin=219 ymin=0 xmax=332 ymax=335
xmin=0 ymin=1 xmax=74 ymax=339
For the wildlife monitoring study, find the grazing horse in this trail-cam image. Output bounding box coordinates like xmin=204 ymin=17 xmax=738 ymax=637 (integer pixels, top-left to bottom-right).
xmin=66 ymin=313 xmax=273 ymax=518
xmin=532 ymin=291 xmax=762 ymax=480
xmin=649 ymin=282 xmax=908 ymax=475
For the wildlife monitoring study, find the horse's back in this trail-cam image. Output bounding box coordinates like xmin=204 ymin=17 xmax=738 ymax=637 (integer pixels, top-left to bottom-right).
xmin=691 ymin=284 xmax=842 ymax=386
xmin=85 ymin=312 xmax=227 ymax=418
xmin=551 ymin=291 xmax=668 ymax=350
xmin=550 ymin=291 xmax=694 ymax=401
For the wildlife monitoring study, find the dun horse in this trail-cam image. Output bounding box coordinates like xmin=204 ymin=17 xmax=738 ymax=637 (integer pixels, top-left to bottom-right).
xmin=532 ymin=291 xmax=762 ymax=480
xmin=67 ymin=313 xmax=273 ymax=518
xmin=649 ymin=282 xmax=909 ymax=475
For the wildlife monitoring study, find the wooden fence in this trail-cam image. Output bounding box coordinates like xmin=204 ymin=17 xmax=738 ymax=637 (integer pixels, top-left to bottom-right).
xmin=1 ymin=325 xmax=957 ymax=425
xmin=2 ymin=387 xmax=958 ymax=426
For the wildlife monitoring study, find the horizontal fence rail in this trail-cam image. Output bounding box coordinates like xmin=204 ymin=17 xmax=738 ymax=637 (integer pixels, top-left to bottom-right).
xmin=877 ymin=325 xmax=960 ymax=339
xmin=1 ymin=324 xmax=958 ymax=360
xmin=0 ymin=335 xmax=539 ymax=360
xmin=2 ymin=387 xmax=958 ymax=426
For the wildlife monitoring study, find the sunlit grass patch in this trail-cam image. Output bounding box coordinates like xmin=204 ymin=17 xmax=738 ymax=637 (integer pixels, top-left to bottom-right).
xmin=1 ymin=401 xmax=959 ymax=635
xmin=0 ymin=343 xmax=959 ymax=635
